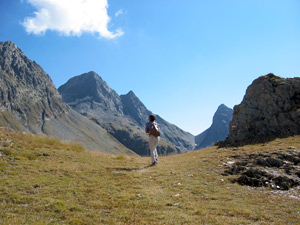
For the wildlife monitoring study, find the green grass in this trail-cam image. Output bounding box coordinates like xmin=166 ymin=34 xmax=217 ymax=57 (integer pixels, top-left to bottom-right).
xmin=0 ymin=129 xmax=299 ymax=224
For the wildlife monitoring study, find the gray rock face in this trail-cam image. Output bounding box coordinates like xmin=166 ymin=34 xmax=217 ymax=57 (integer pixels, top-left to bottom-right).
xmin=195 ymin=104 xmax=233 ymax=149
xmin=58 ymin=72 xmax=123 ymax=114
xmin=120 ymin=90 xmax=151 ymax=127
xmin=59 ymin=72 xmax=195 ymax=155
xmin=0 ymin=41 xmax=135 ymax=155
xmin=222 ymin=74 xmax=300 ymax=146
xmin=0 ymin=41 xmax=67 ymax=132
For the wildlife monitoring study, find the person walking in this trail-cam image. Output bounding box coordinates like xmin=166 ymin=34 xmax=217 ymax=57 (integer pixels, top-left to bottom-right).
xmin=145 ymin=114 xmax=160 ymax=166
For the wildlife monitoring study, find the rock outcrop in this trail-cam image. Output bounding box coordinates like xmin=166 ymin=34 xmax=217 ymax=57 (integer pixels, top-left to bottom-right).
xmin=59 ymin=71 xmax=195 ymax=155
xmin=222 ymin=74 xmax=300 ymax=146
xmin=195 ymin=104 xmax=233 ymax=149
xmin=222 ymin=148 xmax=300 ymax=190
xmin=0 ymin=41 xmax=135 ymax=155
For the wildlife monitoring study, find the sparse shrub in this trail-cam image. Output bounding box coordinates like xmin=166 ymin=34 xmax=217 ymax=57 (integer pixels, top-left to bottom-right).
xmin=45 ymin=199 xmax=67 ymax=213
xmin=24 ymin=152 xmax=39 ymax=160
xmin=69 ymin=217 xmax=84 ymax=225
xmin=115 ymin=155 xmax=126 ymax=160
xmin=35 ymin=136 xmax=60 ymax=146
xmin=67 ymin=143 xmax=84 ymax=152
xmin=1 ymin=147 xmax=13 ymax=156
xmin=0 ymin=161 xmax=6 ymax=171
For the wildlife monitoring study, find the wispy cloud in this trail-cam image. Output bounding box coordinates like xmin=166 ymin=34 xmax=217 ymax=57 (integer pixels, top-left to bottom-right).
xmin=22 ymin=0 xmax=124 ymax=39
xmin=115 ymin=9 xmax=126 ymax=17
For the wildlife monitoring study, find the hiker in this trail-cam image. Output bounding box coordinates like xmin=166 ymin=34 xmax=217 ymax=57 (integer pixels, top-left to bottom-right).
xmin=145 ymin=114 xmax=160 ymax=166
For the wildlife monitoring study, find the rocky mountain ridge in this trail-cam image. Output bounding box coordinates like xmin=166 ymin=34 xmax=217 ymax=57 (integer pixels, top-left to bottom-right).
xmin=58 ymin=71 xmax=195 ymax=155
xmin=0 ymin=41 xmax=135 ymax=155
xmin=2 ymin=40 xmax=271 ymax=156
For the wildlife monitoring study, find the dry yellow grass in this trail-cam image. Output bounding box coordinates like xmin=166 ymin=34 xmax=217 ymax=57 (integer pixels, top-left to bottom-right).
xmin=0 ymin=129 xmax=299 ymax=224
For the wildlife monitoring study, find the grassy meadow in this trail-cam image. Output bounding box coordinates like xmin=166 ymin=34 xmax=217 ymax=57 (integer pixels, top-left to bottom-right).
xmin=0 ymin=128 xmax=299 ymax=224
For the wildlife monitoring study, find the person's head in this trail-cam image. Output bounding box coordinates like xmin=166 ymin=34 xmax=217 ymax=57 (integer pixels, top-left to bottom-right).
xmin=148 ymin=114 xmax=156 ymax=122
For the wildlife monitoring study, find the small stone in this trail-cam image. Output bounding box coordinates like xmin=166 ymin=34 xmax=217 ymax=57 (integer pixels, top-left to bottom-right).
xmin=221 ymin=179 xmax=224 ymax=182
xmin=177 ymin=183 xmax=182 ymax=186
xmin=33 ymin=184 xmax=40 ymax=188
xmin=173 ymin=203 xmax=179 ymax=206
xmin=188 ymin=174 xmax=194 ymax=177
xmin=202 ymin=159 xmax=208 ymax=162
xmin=112 ymin=171 xmax=121 ymax=174
xmin=136 ymin=194 xmax=143 ymax=198
xmin=288 ymin=146 xmax=296 ymax=150
xmin=101 ymin=209 xmax=110 ymax=213
xmin=173 ymin=194 xmax=180 ymax=197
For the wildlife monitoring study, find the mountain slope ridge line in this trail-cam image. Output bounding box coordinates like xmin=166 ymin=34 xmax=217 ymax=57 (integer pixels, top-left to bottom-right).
xmin=0 ymin=40 xmax=135 ymax=155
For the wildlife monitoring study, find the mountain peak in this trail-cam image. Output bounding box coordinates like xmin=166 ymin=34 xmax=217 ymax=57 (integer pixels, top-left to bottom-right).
xmin=81 ymin=71 xmax=102 ymax=80
xmin=1 ymin=40 xmax=17 ymax=49
xmin=123 ymin=90 xmax=139 ymax=100
xmin=217 ymin=104 xmax=229 ymax=111
xmin=195 ymin=104 xmax=233 ymax=149
xmin=127 ymin=90 xmax=135 ymax=96
xmin=213 ymin=104 xmax=233 ymax=123
xmin=0 ymin=40 xmax=63 ymax=102
xmin=58 ymin=71 xmax=123 ymax=113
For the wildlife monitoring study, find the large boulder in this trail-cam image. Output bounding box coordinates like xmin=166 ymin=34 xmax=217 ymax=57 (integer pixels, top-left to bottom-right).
xmin=222 ymin=74 xmax=300 ymax=146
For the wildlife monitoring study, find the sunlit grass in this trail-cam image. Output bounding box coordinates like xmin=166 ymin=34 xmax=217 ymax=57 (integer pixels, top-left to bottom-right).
xmin=0 ymin=129 xmax=299 ymax=224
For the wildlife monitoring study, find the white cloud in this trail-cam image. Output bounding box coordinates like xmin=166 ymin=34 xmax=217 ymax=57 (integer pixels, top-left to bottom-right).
xmin=22 ymin=0 xmax=124 ymax=39
xmin=115 ymin=9 xmax=126 ymax=17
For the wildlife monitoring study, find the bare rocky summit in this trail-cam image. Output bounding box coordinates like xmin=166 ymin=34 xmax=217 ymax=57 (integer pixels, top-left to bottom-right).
xmin=222 ymin=73 xmax=300 ymax=146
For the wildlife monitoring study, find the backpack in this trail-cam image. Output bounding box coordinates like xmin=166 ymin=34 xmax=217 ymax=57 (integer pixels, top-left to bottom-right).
xmin=149 ymin=122 xmax=160 ymax=137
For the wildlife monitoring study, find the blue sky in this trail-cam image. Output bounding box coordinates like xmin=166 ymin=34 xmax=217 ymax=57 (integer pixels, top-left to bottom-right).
xmin=0 ymin=0 xmax=300 ymax=135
